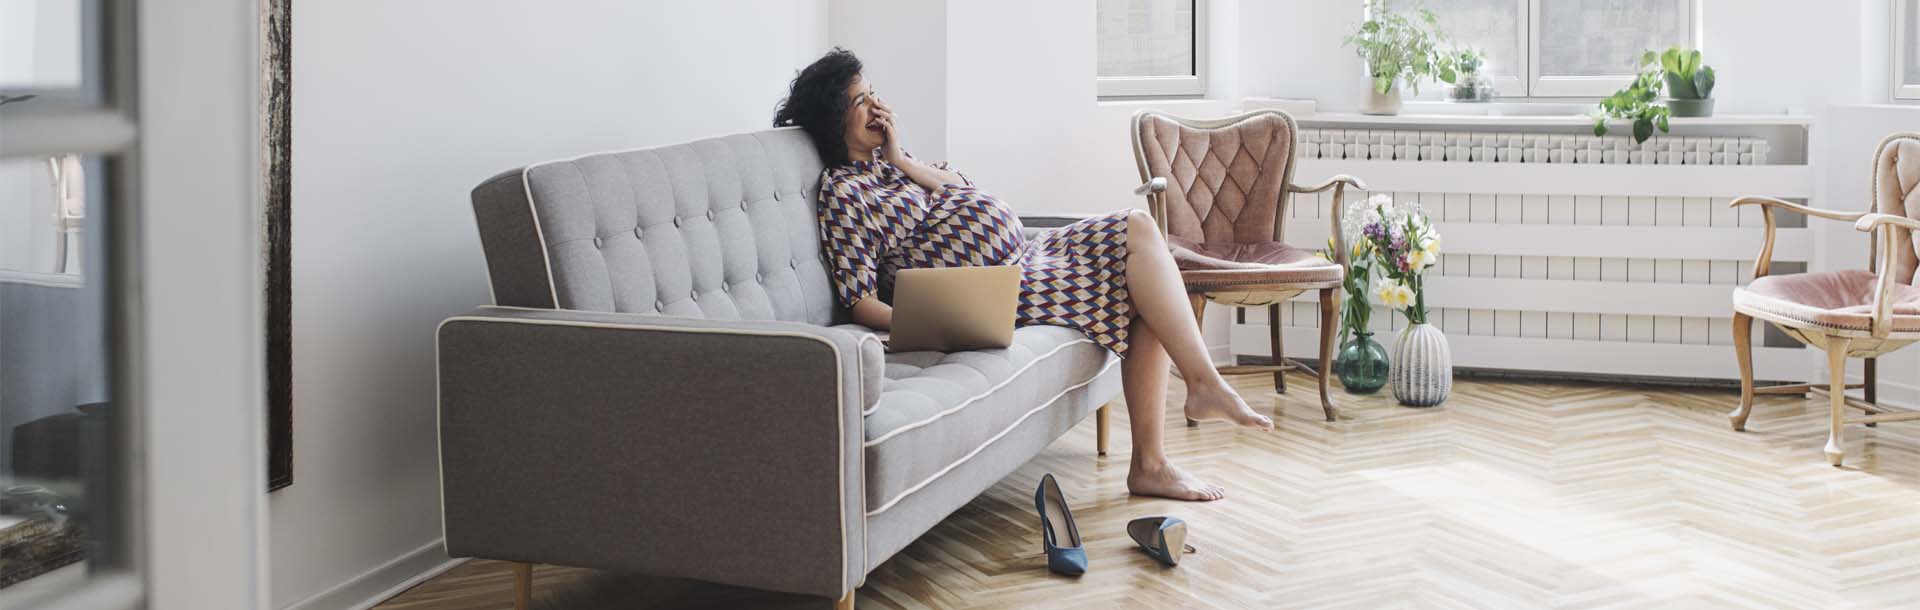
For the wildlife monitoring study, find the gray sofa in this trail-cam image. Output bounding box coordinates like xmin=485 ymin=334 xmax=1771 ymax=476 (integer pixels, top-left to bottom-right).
xmin=437 ymin=126 xmax=1122 ymax=607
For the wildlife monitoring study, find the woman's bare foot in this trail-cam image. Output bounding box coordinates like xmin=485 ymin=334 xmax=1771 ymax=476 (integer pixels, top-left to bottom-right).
xmin=1127 ymin=462 xmax=1225 ymax=501
xmin=1183 ymin=381 xmax=1274 ymax=431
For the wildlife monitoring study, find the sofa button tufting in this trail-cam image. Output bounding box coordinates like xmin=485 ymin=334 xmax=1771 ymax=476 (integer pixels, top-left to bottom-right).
xmin=654 ymin=300 xmax=664 ymax=310
xmin=673 ymin=216 xmax=682 ymax=228
xmin=633 ymin=227 xmax=643 ymax=239
xmin=592 ymin=236 xmax=604 ymax=249
xmin=690 ymin=291 xmax=699 ymax=301
xmin=705 ymin=209 xmax=716 ymax=221
xmin=789 ymin=259 xmax=800 ymax=269
xmin=740 ymin=200 xmax=749 ymax=211
xmin=722 ymin=283 xmax=732 ymax=293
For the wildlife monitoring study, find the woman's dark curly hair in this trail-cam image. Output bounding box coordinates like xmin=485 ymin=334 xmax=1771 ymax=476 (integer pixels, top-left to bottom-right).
xmin=774 ymin=48 xmax=864 ymax=167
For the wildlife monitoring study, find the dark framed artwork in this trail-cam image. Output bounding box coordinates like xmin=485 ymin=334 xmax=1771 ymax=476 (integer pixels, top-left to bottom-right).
xmin=263 ymin=0 xmax=293 ymax=491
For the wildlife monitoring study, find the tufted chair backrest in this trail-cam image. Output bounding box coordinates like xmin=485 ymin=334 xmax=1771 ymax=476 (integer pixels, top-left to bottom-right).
xmin=1131 ymin=110 xmax=1298 ymax=244
xmin=470 ymin=127 xmax=839 ymax=325
xmin=1874 ymin=133 xmax=1920 ymax=284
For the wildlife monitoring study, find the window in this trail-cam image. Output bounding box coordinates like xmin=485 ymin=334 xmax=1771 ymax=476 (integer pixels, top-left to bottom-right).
xmin=1895 ymin=0 xmax=1920 ymax=100
xmin=1097 ymin=0 xmax=1208 ymax=98
xmin=0 ymin=0 xmax=143 ymax=607
xmin=1404 ymin=0 xmax=1699 ymax=97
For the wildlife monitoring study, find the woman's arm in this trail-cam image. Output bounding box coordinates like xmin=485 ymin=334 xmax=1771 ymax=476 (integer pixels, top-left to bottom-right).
xmin=871 ymin=95 xmax=967 ymax=191
xmin=890 ymin=155 xmax=966 ymax=192
xmin=850 ymin=295 xmax=894 ymax=331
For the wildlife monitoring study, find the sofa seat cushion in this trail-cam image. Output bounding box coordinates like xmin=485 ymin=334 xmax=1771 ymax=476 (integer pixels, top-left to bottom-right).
xmin=854 ymin=325 xmax=1118 ymax=515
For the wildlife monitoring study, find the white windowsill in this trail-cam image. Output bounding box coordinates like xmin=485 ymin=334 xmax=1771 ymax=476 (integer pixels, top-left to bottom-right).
xmin=1243 ymin=99 xmax=1813 ymax=128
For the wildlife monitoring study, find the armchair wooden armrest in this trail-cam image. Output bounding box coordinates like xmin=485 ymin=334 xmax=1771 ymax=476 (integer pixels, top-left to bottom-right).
xmin=1729 ymin=196 xmax=1869 ymax=280
xmin=1134 ymin=177 xmax=1167 ymax=196
xmin=1853 ymin=213 xmax=1920 ymax=337
xmin=1134 ymin=177 xmax=1169 ymax=235
xmin=1290 ymin=174 xmax=1369 ymax=266
xmin=1289 ymin=174 xmax=1370 ymax=194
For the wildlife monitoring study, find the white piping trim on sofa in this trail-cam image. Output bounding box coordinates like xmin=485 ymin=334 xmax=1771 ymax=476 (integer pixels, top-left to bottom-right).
xmin=435 ymin=307 xmax=860 ymax=595
xmin=864 ymin=338 xmax=1095 ymax=447
xmin=865 ymin=355 xmax=1121 ymax=517
xmin=517 ymin=170 xmax=563 ymax=308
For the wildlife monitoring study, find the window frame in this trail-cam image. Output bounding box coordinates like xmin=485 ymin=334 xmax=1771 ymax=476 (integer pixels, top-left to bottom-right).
xmin=1894 ymin=0 xmax=1920 ymax=100
xmin=1096 ymin=0 xmax=1210 ymax=98
xmin=1525 ymin=0 xmax=1702 ymax=97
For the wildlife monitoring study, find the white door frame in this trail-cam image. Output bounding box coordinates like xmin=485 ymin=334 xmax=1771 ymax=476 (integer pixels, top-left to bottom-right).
xmin=138 ymin=0 xmax=270 ymax=607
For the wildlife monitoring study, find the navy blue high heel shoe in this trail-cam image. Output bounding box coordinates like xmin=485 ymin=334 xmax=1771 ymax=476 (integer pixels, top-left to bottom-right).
xmin=1034 ymin=473 xmax=1087 ymax=576
xmin=1127 ymin=516 xmax=1196 ymax=567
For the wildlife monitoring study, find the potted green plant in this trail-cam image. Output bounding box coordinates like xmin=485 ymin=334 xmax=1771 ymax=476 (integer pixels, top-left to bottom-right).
xmin=1345 ymin=0 xmax=1449 ymax=115
xmin=1660 ymin=47 xmax=1716 ymax=117
xmin=1592 ymin=47 xmax=1718 ymax=142
xmin=1591 ymin=50 xmax=1673 ymax=144
xmin=1443 ymin=47 xmax=1494 ymax=103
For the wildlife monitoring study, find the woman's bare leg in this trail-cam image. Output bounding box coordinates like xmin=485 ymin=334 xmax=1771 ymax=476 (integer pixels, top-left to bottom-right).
xmin=1123 ymin=318 xmax=1226 ymax=501
xmin=1123 ymin=210 xmax=1272 ymax=430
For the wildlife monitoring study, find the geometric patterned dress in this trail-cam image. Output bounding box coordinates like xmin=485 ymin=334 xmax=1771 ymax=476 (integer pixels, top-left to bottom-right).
xmin=818 ymin=157 xmax=1137 ymax=355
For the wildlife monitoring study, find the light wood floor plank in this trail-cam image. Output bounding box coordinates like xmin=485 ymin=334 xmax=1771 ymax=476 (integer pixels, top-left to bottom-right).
xmin=375 ymin=373 xmax=1920 ymax=609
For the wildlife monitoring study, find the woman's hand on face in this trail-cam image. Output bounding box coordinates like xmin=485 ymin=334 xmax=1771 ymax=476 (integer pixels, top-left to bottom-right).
xmin=872 ymin=95 xmax=906 ymax=164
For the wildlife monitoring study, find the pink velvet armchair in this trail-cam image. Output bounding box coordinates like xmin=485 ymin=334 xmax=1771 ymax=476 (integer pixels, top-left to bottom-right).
xmin=1130 ymin=109 xmax=1366 ymax=422
xmin=1730 ymin=132 xmax=1920 ymax=466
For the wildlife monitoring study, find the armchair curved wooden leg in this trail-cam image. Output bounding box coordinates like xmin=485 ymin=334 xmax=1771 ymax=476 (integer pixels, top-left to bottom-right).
xmin=1865 ymin=357 xmax=1879 ymax=427
xmin=1187 ymin=293 xmax=1206 ymax=428
xmin=834 ymin=591 xmax=856 ymax=610
xmin=1317 ymin=288 xmax=1338 ymax=422
xmin=1269 ymin=303 xmax=1287 ymax=394
xmin=1729 ymin=313 xmax=1757 ymax=432
xmin=512 ymin=562 xmax=533 ymax=610
xmin=1825 ymin=338 xmax=1851 ymax=467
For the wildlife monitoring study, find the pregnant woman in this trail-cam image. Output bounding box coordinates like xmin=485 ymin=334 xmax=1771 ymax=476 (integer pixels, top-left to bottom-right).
xmin=775 ymin=49 xmax=1269 ymax=501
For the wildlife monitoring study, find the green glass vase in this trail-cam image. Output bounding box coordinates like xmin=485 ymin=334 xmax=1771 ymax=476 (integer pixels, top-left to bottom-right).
xmin=1335 ymin=331 xmax=1390 ymax=394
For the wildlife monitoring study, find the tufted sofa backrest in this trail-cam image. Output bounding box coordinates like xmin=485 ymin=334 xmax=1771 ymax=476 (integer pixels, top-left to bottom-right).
xmin=470 ymin=127 xmax=839 ymax=325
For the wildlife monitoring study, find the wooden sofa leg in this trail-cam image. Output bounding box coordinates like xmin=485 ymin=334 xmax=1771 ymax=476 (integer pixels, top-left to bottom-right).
xmin=835 ymin=591 xmax=856 ymax=610
xmin=1096 ymin=403 xmax=1110 ymax=456
xmin=513 ymin=562 xmax=533 ymax=610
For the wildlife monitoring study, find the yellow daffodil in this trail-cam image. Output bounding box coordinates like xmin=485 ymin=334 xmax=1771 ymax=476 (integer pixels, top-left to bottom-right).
xmin=1407 ymin=247 xmax=1437 ymax=270
xmin=1375 ymin=281 xmax=1415 ymax=310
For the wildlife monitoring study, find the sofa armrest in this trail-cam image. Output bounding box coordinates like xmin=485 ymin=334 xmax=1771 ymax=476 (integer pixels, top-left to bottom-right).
xmin=436 ymin=306 xmax=883 ymax=599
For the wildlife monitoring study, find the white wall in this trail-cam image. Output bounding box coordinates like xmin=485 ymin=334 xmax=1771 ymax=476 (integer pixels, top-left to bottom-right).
xmin=272 ymin=3 xmax=826 ymax=609
xmin=829 ymin=0 xmax=949 ymax=160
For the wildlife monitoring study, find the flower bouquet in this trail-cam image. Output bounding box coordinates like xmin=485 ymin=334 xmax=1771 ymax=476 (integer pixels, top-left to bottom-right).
xmin=1327 ymin=199 xmax=1389 ymax=393
xmin=1354 ymin=194 xmax=1452 ymax=406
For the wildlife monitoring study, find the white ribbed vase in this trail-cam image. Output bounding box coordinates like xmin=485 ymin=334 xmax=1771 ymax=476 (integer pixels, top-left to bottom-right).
xmin=1390 ymin=323 xmax=1452 ymax=407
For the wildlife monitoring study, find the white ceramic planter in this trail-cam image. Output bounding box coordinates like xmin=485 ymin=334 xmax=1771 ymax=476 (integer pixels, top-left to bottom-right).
xmin=1391 ymin=323 xmax=1452 ymax=406
xmin=1362 ymin=84 xmax=1403 ymax=116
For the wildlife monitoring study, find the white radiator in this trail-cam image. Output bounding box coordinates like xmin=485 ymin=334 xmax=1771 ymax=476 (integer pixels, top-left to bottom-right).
xmin=1243 ymin=113 xmax=1816 ymax=382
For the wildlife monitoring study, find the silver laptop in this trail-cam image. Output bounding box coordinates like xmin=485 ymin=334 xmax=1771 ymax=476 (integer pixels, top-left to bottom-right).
xmin=885 ymin=266 xmax=1020 ymax=352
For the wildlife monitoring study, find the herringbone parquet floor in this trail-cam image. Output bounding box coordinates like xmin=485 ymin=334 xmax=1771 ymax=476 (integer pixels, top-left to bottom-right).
xmin=376 ymin=372 xmax=1920 ymax=610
